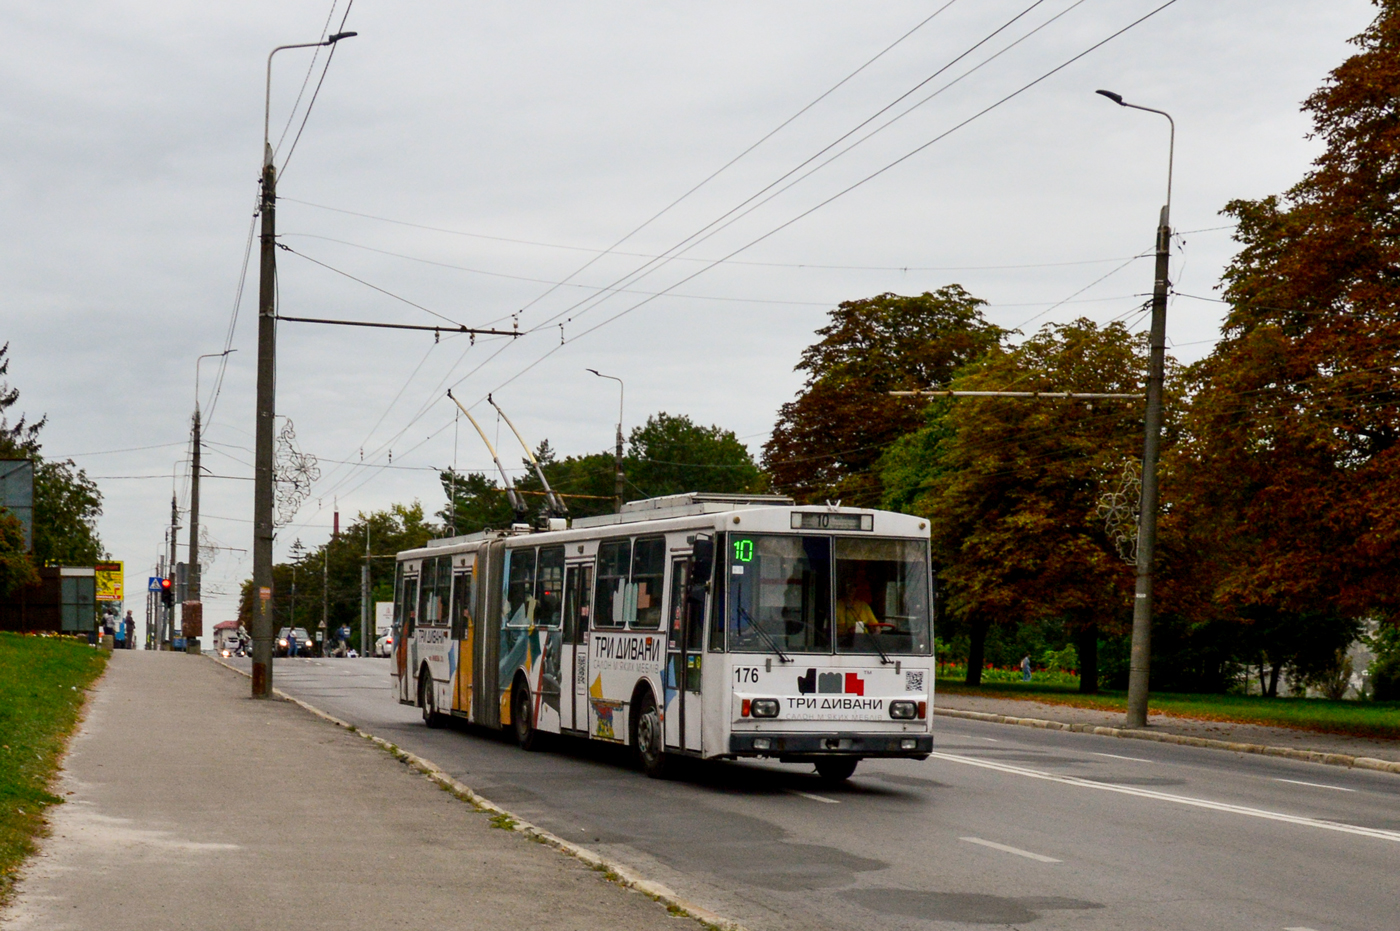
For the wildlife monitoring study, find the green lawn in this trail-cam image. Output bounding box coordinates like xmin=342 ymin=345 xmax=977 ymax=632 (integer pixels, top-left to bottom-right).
xmin=937 ymin=675 xmax=1400 ymax=741
xmin=0 ymin=633 xmax=107 ymax=902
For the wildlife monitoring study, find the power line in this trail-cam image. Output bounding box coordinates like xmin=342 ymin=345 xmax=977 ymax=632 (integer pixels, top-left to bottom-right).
xmin=280 ymin=198 xmax=1143 ymax=273
xmin=469 ymin=1 xmax=1185 ymax=410
xmin=280 ymin=0 xmax=356 ymax=177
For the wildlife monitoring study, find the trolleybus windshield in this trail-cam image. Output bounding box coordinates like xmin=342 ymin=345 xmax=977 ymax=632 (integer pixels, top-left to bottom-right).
xmin=728 ymin=534 xmax=931 ymax=655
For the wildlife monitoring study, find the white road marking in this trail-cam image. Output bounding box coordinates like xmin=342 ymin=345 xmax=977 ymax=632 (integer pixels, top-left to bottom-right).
xmin=785 ymin=789 xmax=840 ymax=804
xmin=976 ymin=737 xmax=999 ymax=742
xmin=1283 ymin=926 xmax=1322 ymax=930
xmin=929 ymin=751 xmax=1400 ymax=845
xmin=959 ymin=836 xmax=1061 ymax=863
xmin=1274 ymin=778 xmax=1355 ymax=793
xmin=1092 ymin=752 xmax=1154 ymax=763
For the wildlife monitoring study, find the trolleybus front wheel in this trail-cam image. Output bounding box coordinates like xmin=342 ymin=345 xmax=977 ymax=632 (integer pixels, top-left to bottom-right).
xmin=814 ymin=758 xmax=859 ymax=783
xmin=512 ymin=682 xmax=539 ymax=751
xmin=632 ymin=692 xmax=669 ymax=779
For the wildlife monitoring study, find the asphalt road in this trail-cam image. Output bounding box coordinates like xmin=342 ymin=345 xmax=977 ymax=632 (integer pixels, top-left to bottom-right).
xmin=230 ymin=656 xmax=1400 ymax=931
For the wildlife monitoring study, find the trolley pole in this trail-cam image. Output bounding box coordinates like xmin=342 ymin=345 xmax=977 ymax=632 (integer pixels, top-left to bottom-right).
xmin=1097 ymin=90 xmax=1173 ymax=729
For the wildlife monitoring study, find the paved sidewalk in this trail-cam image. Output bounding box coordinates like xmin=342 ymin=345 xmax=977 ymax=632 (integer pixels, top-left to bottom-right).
xmin=1 ymin=651 xmax=688 ymax=931
xmin=936 ymin=690 xmax=1400 ymax=764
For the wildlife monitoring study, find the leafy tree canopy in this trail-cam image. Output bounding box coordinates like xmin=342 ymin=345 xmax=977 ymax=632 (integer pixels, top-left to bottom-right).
xmin=1179 ymin=1 xmax=1400 ymax=622
xmin=763 ymin=288 xmax=1003 ymax=506
xmin=880 ymin=319 xmax=1148 ymax=686
xmin=0 ymin=343 xmax=104 ymax=567
xmin=438 ymin=412 xmax=761 ymax=535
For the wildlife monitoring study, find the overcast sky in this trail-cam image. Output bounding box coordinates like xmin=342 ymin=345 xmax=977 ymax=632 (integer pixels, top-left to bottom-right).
xmin=0 ymin=1 xmax=1377 ymax=633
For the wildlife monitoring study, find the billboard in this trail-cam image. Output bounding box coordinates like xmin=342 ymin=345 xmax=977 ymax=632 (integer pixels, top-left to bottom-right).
xmin=376 ymin=601 xmax=394 ymax=635
xmin=95 ymin=562 xmax=124 ymax=602
xmin=0 ymin=459 xmax=34 ymax=551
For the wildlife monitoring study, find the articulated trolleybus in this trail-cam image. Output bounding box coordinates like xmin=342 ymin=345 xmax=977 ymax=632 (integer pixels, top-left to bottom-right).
xmin=391 ymin=493 xmax=934 ymax=781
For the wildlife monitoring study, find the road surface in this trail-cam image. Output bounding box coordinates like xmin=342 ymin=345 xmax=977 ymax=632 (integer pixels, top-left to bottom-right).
xmin=226 ymin=656 xmax=1400 ymax=931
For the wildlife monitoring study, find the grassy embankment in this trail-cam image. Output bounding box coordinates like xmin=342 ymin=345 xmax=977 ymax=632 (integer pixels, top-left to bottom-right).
xmin=937 ymin=667 xmax=1400 ymax=741
xmin=0 ymin=633 xmax=107 ymax=902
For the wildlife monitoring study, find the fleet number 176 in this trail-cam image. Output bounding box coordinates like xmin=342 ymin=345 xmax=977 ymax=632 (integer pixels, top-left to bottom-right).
xmin=733 ymin=666 xmax=760 ymax=684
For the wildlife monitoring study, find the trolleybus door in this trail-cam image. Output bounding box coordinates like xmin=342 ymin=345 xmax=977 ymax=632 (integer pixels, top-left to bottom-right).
xmin=393 ymin=567 xmax=419 ymax=704
xmin=562 ymin=563 xmax=592 ymax=732
xmin=450 ymin=565 xmax=474 ymax=716
xmin=665 ymin=547 xmax=708 ymax=752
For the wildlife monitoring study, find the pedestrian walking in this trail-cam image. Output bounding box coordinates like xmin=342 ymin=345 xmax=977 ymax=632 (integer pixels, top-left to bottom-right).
xmin=287 ymin=630 xmax=298 ymax=658
xmin=124 ymin=612 xmax=136 ymax=649
xmin=1021 ymin=654 xmax=1032 ymax=682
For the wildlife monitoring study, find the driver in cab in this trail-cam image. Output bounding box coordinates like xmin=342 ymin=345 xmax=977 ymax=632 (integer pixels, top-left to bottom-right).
xmin=836 ymin=576 xmax=879 ymax=642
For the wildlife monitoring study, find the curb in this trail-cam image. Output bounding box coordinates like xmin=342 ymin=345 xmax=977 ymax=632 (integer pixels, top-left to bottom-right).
xmin=933 ymin=706 xmax=1400 ymax=775
xmin=206 ymin=656 xmax=745 ymax=931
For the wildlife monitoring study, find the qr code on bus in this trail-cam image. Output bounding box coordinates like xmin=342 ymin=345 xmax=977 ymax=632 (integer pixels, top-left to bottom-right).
xmin=905 ymin=670 xmax=925 ymax=693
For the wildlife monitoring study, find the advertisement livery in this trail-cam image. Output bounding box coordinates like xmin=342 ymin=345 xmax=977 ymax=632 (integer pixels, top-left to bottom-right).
xmin=391 ymin=494 xmax=934 ymax=781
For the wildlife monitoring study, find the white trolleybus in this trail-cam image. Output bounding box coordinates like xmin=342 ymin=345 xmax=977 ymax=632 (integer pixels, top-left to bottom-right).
xmin=390 ymin=493 xmax=934 ymax=781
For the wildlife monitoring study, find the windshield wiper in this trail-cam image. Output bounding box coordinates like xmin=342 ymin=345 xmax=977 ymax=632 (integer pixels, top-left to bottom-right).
xmin=863 ymin=625 xmax=893 ymax=665
xmin=737 ymin=606 xmax=791 ymax=663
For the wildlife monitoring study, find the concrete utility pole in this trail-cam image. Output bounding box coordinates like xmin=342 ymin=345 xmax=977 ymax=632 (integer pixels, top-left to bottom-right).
xmin=360 ymin=523 xmax=370 ymax=657
xmin=1097 ymin=89 xmax=1173 ymax=729
xmin=168 ymin=496 xmax=179 ymax=646
xmin=587 ymin=369 xmax=625 ymax=512
xmin=252 ymin=31 xmax=356 ymax=697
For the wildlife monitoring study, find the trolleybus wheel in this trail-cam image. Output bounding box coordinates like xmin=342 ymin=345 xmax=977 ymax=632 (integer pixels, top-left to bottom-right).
xmin=814 ymin=758 xmax=859 ymax=783
xmin=512 ymin=682 xmax=538 ymax=751
xmin=633 ymin=692 xmax=668 ymax=778
xmin=420 ymin=671 xmax=444 ymax=729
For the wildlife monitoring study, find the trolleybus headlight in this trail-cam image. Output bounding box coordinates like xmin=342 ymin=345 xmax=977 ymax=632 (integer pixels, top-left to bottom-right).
xmin=752 ymin=737 xmax=772 ymax=751
xmin=750 ymin=698 xmax=780 ymax=718
xmin=900 ymin=738 xmax=919 ymax=750
xmin=889 ymin=700 xmax=918 ymax=720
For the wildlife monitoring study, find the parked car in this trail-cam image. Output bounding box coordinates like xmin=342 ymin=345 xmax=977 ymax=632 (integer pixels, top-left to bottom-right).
xmin=275 ymin=627 xmax=313 ymax=657
xmin=374 ymin=630 xmax=394 ymax=657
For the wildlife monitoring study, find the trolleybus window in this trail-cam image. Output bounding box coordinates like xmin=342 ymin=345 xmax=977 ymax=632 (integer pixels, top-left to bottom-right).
xmin=728 ymin=535 xmax=831 ymax=655
xmin=503 ymin=548 xmax=537 ymax=628
xmin=534 ymin=545 xmax=565 ymax=629
xmin=630 ymin=536 xmax=665 ymax=629
xmin=420 ymin=556 xmax=450 ymax=628
xmin=396 ymin=566 xmax=418 ymax=635
xmin=450 ymin=566 xmax=474 ymax=640
xmin=594 ymin=539 xmax=630 ymax=628
xmin=834 ymin=538 xmax=932 ymax=655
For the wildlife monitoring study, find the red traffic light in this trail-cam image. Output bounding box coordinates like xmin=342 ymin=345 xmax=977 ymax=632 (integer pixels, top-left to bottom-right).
xmin=160 ymin=578 xmax=172 ymax=591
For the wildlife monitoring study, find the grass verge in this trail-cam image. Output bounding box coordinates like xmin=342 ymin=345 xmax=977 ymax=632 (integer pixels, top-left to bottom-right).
xmin=0 ymin=633 xmax=108 ymax=902
xmin=937 ymin=677 xmax=1400 ymax=741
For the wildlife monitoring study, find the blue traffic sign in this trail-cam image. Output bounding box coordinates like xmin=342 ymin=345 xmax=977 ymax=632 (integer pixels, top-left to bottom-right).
xmin=148 ymin=577 xmax=164 ymax=593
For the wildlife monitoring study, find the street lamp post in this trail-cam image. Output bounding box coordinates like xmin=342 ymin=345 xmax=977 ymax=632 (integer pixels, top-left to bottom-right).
xmin=188 ymin=349 xmax=235 ymax=651
xmin=251 ymin=31 xmax=356 ymax=698
xmin=586 ymin=369 xmax=625 ymax=512
xmin=1097 ymin=89 xmax=1174 ymax=729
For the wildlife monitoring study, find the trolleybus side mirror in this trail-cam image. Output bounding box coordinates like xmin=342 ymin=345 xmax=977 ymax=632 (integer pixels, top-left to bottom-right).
xmin=691 ymin=536 xmax=714 ymax=586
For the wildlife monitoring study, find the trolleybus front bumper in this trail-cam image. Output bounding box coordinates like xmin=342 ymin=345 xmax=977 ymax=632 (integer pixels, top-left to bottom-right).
xmin=728 ymin=732 xmax=932 ymax=761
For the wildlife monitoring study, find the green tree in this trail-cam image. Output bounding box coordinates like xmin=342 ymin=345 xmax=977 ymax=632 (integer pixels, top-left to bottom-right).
xmin=439 ymin=412 xmax=762 ymax=533
xmin=764 ymin=288 xmax=1003 ymax=506
xmin=0 ymin=510 xmax=39 ymax=596
xmin=238 ymin=503 xmax=438 ymax=652
xmin=0 ymin=344 xmax=104 ymax=565
xmin=880 ymin=319 xmax=1147 ymax=690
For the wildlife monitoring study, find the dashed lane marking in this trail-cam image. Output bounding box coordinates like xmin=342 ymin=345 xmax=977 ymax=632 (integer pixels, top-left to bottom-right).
xmin=959 ymin=837 xmax=1060 ymax=863
xmin=930 ymin=751 xmax=1400 ymax=845
xmin=784 ymin=789 xmax=840 ymax=804
xmin=1092 ymin=752 xmax=1154 ymax=763
xmin=1274 ymin=778 xmax=1355 ymax=793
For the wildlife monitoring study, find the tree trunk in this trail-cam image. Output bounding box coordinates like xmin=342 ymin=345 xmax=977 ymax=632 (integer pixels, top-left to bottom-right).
xmin=1267 ymin=662 xmax=1282 ymax=698
xmin=965 ymin=615 xmax=989 ymax=686
xmin=1076 ymin=623 xmax=1099 ymax=694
